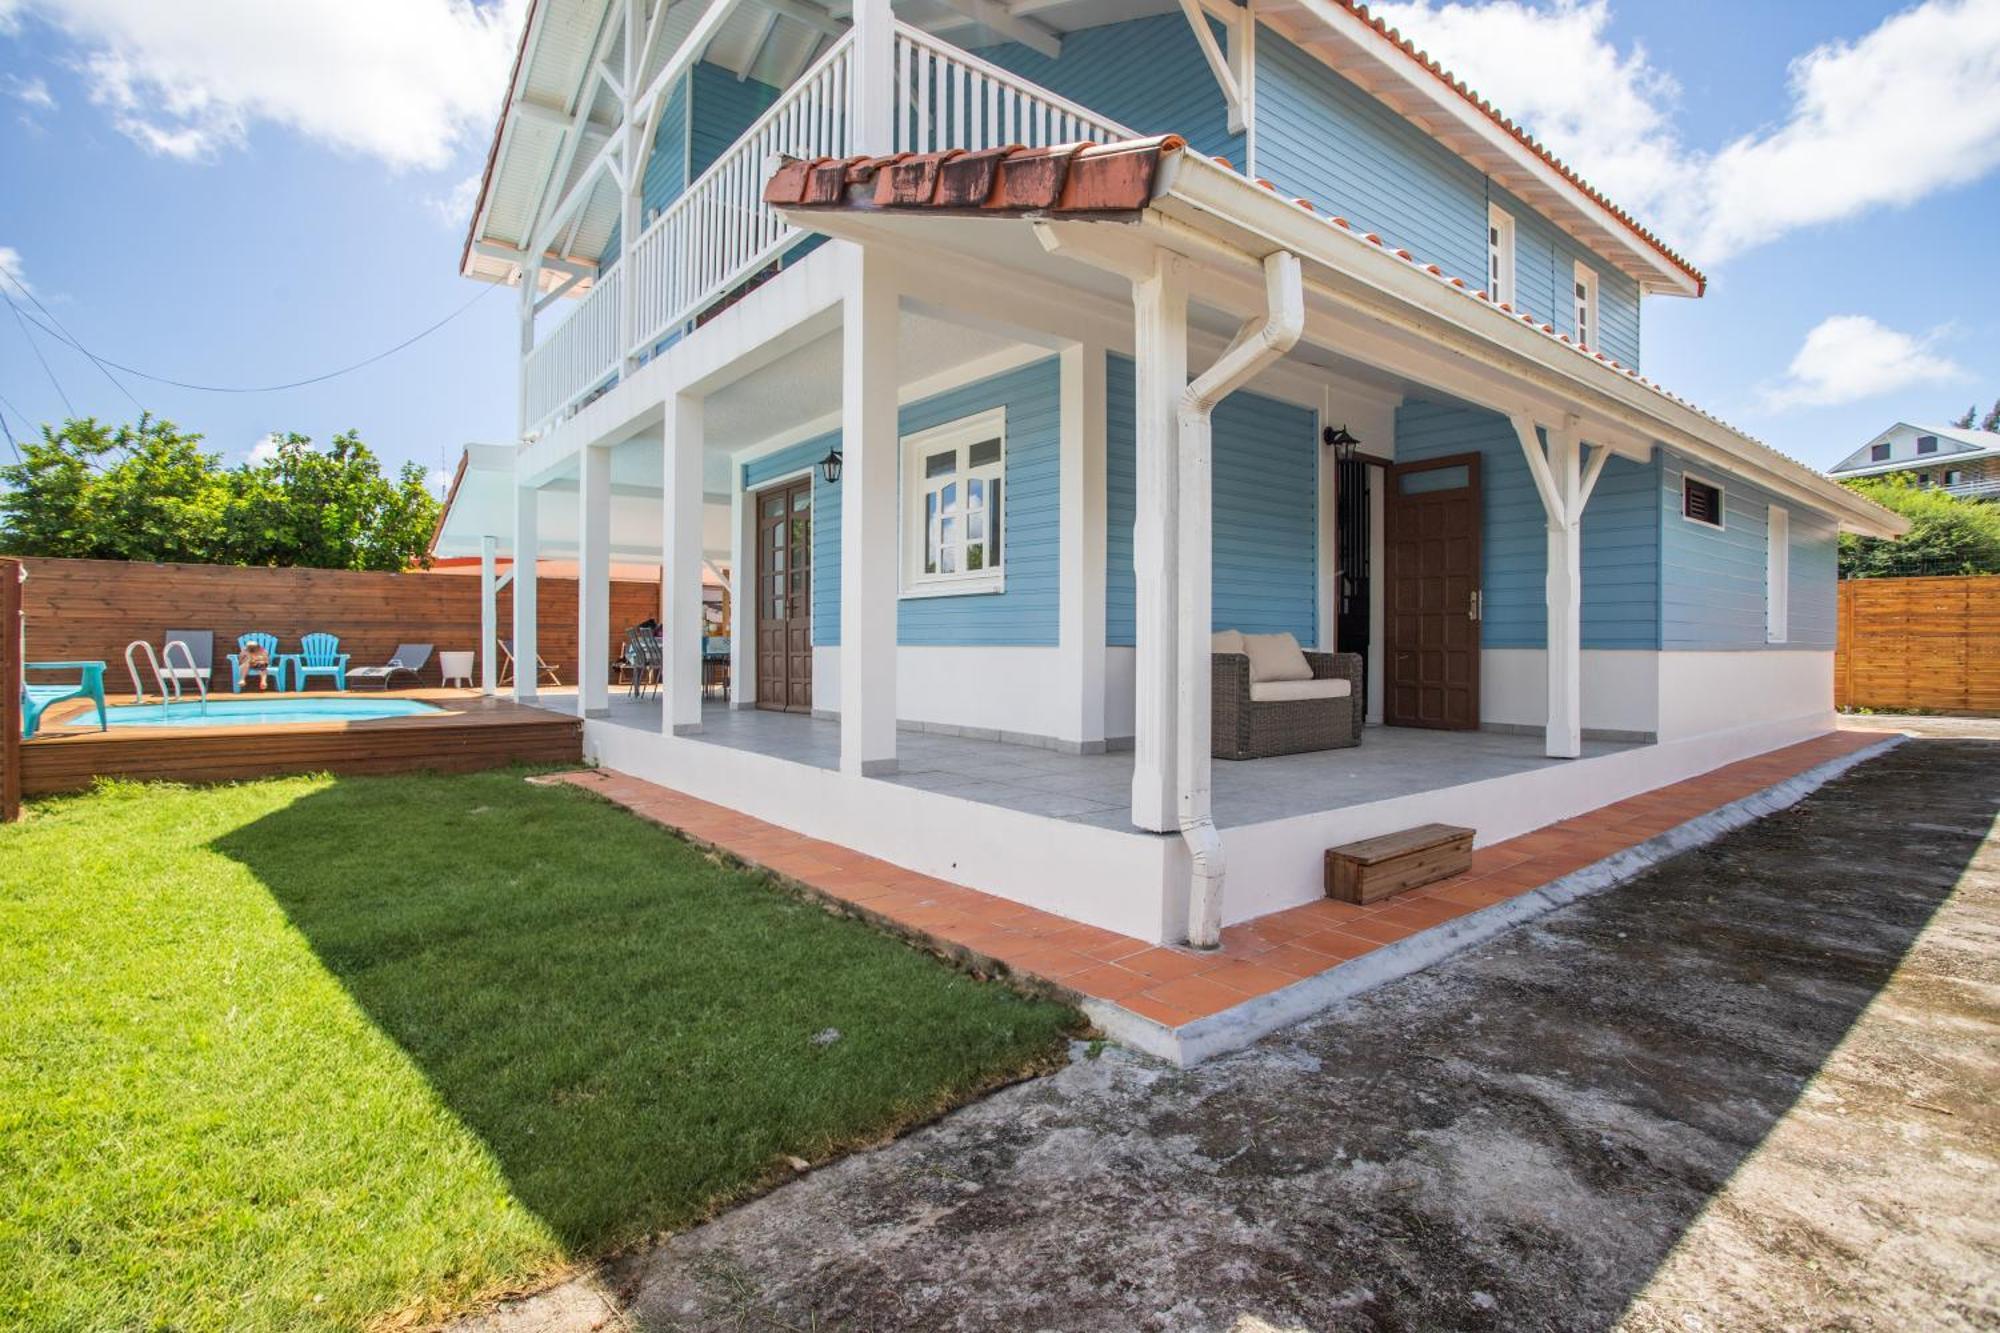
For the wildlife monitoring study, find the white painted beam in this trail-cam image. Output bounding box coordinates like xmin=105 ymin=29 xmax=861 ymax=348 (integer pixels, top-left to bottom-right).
xmin=663 ymin=396 xmax=707 ymax=734
xmin=578 ymin=444 xmax=614 ymax=715
xmin=1058 ymin=341 xmax=1108 ymax=751
xmin=512 ymin=483 xmax=541 ymax=702
xmin=1129 ymin=251 xmax=1187 ymax=833
xmin=930 ymin=0 xmax=1061 ymax=58
xmin=839 ymin=247 xmax=901 ymax=776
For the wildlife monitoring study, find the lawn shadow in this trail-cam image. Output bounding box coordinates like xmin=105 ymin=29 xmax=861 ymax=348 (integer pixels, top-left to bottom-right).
xmin=210 ymin=768 xmax=1077 ymax=1258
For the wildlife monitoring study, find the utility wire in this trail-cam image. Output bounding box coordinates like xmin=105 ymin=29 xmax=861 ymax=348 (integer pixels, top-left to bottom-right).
xmin=6 ymin=292 xmax=73 ymax=417
xmin=0 ymin=268 xmax=147 ymax=416
xmin=9 ymin=279 xmax=499 ymax=395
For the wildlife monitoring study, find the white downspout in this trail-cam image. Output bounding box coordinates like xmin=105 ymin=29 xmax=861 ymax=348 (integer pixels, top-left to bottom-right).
xmin=1177 ymin=249 xmax=1304 ymax=947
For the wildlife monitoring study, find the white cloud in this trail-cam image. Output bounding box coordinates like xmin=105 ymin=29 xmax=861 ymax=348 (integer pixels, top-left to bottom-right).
xmin=4 ymin=73 xmax=54 ymax=110
xmin=10 ymin=0 xmax=525 ymax=169
xmin=0 ymin=244 xmax=29 ymax=295
xmin=1760 ymin=315 xmax=1965 ymax=411
xmin=247 ymin=432 xmax=284 ymax=465
xmin=427 ymin=171 xmax=484 ymax=228
xmin=1368 ymin=0 xmax=2000 ymax=265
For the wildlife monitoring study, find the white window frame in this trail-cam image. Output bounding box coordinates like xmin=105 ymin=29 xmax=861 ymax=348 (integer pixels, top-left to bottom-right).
xmin=900 ymin=407 xmax=1007 ymax=598
xmin=1572 ymin=261 xmax=1599 ymax=351
xmin=1681 ymin=471 xmax=1726 ymax=531
xmin=1765 ymin=504 xmax=1789 ymax=643
xmin=1487 ymin=204 xmax=1515 ymax=307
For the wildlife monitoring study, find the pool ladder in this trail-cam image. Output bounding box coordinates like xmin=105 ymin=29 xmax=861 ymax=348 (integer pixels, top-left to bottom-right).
xmin=124 ymin=639 xmax=209 ymax=716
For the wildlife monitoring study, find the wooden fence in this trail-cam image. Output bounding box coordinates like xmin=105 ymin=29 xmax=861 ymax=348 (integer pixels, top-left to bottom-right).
xmin=3 ymin=559 xmax=21 ymax=822
xmin=8 ymin=557 xmax=661 ymax=693
xmin=1836 ymin=574 xmax=2000 ymax=715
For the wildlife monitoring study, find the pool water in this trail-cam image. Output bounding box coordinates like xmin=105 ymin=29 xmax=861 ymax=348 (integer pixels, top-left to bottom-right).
xmin=102 ymin=698 xmax=445 ymax=728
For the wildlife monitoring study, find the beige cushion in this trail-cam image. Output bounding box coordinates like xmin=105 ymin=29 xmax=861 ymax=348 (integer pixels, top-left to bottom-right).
xmin=1250 ymin=677 xmax=1352 ymax=703
xmin=1211 ymin=629 xmax=1246 ymax=656
xmin=1241 ymin=631 xmax=1312 ymax=684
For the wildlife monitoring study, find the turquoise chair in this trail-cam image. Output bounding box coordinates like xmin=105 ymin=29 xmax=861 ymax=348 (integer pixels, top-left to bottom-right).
xmin=227 ymin=632 xmax=281 ymax=692
xmin=292 ymin=633 xmax=349 ymax=691
xmin=22 ymin=660 xmax=108 ymax=738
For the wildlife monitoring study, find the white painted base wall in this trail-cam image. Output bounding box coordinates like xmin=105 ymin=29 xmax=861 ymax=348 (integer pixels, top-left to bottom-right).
xmin=1658 ymin=650 xmax=1833 ymax=742
xmin=811 ymin=645 xmax=1088 ymax=744
xmin=1481 ymin=648 xmax=1661 ymax=737
xmin=1217 ymin=709 xmax=1839 ymax=926
xmin=585 ymin=719 xmax=1177 ymax=940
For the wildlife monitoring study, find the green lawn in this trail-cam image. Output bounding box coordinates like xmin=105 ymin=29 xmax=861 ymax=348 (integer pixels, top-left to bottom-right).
xmin=0 ymin=772 xmax=1078 ymax=1330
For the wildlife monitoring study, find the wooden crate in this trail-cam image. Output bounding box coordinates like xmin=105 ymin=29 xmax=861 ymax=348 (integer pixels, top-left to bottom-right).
xmin=1325 ymin=823 xmax=1475 ymax=904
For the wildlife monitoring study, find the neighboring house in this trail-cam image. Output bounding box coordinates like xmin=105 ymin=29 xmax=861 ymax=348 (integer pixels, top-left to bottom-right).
xmin=1828 ymin=422 xmax=2000 ymax=502
xmin=431 ymin=0 xmax=1905 ymax=949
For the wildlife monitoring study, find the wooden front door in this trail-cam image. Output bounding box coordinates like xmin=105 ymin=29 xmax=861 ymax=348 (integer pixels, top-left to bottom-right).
xmin=754 ymin=478 xmax=813 ymax=712
xmin=1384 ymin=452 xmax=1482 ymax=730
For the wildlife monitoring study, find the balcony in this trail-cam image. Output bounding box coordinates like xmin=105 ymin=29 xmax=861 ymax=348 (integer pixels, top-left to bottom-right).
xmin=520 ymin=22 xmax=1133 ymax=439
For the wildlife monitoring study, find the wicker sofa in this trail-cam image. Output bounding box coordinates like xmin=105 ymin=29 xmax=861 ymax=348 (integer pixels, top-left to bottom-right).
xmin=1212 ymin=640 xmax=1364 ymax=760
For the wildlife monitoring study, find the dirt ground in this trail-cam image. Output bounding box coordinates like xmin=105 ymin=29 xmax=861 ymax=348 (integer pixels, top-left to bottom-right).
xmin=460 ymin=729 xmax=1999 ymax=1332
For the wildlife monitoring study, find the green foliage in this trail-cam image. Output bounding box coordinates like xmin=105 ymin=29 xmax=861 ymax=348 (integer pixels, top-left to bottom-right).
xmin=0 ymin=771 xmax=1076 ymax=1329
xmin=1949 ymin=398 xmax=2000 ymax=432
xmin=1839 ymin=474 xmax=2000 ymax=578
xmin=0 ymin=415 xmax=441 ymax=570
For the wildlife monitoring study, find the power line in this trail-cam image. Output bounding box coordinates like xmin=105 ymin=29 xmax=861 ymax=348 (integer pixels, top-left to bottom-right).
xmin=9 ymin=279 xmax=499 ymax=395
xmin=0 ymin=268 xmax=147 ymax=415
xmin=6 ymin=292 xmax=73 ymax=418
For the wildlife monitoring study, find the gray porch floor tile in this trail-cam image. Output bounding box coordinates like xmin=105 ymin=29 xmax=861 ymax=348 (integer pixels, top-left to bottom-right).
xmin=534 ymin=690 xmax=1640 ymax=831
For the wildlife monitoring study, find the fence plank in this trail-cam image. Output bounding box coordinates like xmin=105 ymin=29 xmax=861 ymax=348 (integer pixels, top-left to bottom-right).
xmin=2 ymin=559 xmax=21 ymax=822
xmin=8 ymin=557 xmax=660 ymax=693
xmin=1836 ymin=574 xmax=2000 ymax=715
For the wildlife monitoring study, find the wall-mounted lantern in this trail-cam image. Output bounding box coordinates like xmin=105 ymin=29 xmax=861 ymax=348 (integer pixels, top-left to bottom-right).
xmin=819 ymin=446 xmax=843 ymax=485
xmin=1322 ymin=424 xmax=1360 ymax=463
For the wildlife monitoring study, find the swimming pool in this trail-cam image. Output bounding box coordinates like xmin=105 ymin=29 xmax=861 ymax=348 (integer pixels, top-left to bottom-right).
xmin=101 ymin=698 xmax=446 ymax=728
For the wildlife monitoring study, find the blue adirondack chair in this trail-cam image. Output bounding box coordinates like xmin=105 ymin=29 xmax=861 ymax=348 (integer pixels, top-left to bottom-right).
xmin=293 ymin=633 xmax=349 ymax=691
xmin=227 ymin=632 xmax=281 ymax=692
xmin=22 ymin=660 xmax=108 ymax=738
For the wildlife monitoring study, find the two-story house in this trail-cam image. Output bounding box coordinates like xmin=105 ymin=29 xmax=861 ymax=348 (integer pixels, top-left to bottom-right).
xmin=430 ymin=0 xmax=1904 ymax=1036
xmin=1829 ymin=422 xmax=2000 ymax=501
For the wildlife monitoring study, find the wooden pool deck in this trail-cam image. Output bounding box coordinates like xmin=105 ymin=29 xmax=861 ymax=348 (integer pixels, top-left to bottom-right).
xmin=21 ymin=689 xmax=582 ymax=795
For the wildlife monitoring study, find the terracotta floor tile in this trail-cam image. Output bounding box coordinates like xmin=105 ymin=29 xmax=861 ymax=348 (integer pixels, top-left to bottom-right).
xmin=1065 ymin=962 xmax=1154 ymax=1001
xmin=1118 ymin=991 xmax=1199 ymax=1030
xmin=1338 ymin=916 xmax=1417 ymax=947
xmin=1293 ymin=928 xmax=1378 ymax=960
xmin=1203 ymin=958 xmax=1298 ymax=998
xmin=1139 ymin=972 xmax=1246 ymax=1020
xmin=1118 ymin=946 xmax=1215 ymax=984
xmin=1259 ymin=942 xmax=1344 ymax=978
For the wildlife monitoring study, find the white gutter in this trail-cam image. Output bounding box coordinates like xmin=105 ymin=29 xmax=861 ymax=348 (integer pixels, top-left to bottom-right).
xmin=1179 ymin=250 xmax=1304 ymax=949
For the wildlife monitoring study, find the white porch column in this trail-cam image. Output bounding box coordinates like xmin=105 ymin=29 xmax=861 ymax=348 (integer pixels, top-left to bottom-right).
xmin=1129 ymin=253 xmax=1187 ymax=832
xmin=662 ymin=395 xmax=706 ymax=735
xmin=849 ymin=0 xmax=896 ymax=155
xmin=728 ymin=476 xmax=752 ymax=708
xmin=839 ymin=248 xmax=900 ymax=776
xmin=511 ymin=483 xmax=540 ymax=702
xmin=577 ymin=444 xmax=613 ymax=716
xmin=1511 ymin=411 xmax=1607 ymax=760
xmin=1058 ymin=341 xmax=1108 ymax=751
xmin=479 ymin=535 xmax=499 ymax=696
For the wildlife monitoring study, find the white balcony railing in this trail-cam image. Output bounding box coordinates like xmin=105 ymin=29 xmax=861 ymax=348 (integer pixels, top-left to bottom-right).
xmin=522 ymin=24 xmax=1134 ymax=437
xmin=893 ymin=25 xmax=1130 ymax=153
xmin=522 ymin=262 xmax=622 ymax=432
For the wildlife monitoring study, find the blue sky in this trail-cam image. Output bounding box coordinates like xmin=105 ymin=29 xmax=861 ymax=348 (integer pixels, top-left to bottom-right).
xmin=1 ymin=0 xmax=1997 ymax=490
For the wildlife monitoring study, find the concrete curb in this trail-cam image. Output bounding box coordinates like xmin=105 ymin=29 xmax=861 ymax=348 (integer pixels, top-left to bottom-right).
xmin=1084 ymin=733 xmax=1909 ymax=1066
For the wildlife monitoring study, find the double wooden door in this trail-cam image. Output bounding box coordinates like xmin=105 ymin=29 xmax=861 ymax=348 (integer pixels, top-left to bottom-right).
xmin=1384 ymin=452 xmax=1482 ymax=730
xmin=754 ymin=478 xmax=813 ymax=712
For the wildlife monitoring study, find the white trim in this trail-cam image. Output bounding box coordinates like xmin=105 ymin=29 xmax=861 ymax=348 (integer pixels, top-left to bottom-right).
xmin=1571 ymin=259 xmax=1598 ymax=353
xmin=1766 ymin=504 xmax=1790 ymax=645
xmin=1487 ymin=203 xmax=1515 ymax=307
xmin=1680 ymin=469 xmax=1725 ymax=531
xmin=899 ymin=407 xmax=1009 ymax=598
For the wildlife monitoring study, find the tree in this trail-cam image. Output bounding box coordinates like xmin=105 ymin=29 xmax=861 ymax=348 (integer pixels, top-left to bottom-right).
xmin=1839 ymin=474 xmax=2000 ymax=578
xmin=0 ymin=415 xmax=440 ymax=571
xmin=1983 ymin=398 xmax=2000 ymax=434
xmin=1954 ymin=405 xmax=1977 ymax=429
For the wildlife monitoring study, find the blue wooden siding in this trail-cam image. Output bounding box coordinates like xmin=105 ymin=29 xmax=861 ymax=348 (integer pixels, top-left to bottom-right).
xmin=1105 ymin=354 xmax=1319 ymax=647
xmin=689 ymin=62 xmax=779 ymax=179
xmin=740 ymin=357 xmax=1063 ymax=647
xmin=1487 ymin=182 xmax=1641 ymax=369
xmin=1255 ymin=27 xmax=1486 ymax=287
xmin=970 ymin=14 xmax=1244 ymax=165
xmin=1255 ymin=27 xmax=1644 ymax=371
xmin=1659 ymin=450 xmax=1836 ymax=651
xmin=1393 ymin=399 xmax=1661 ymax=650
